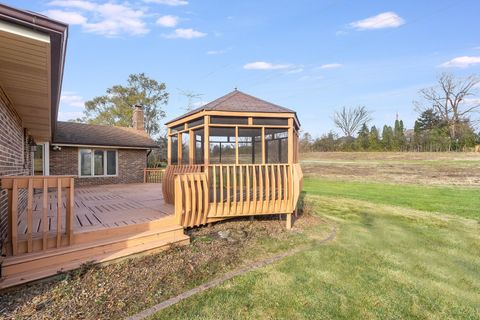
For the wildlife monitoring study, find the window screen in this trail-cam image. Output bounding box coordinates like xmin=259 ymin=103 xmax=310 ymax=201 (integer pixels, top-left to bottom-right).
xmin=238 ymin=128 xmax=262 ymax=164
xmin=209 ymin=127 xmax=236 ymax=164
xmin=265 ymin=128 xmax=288 ymax=163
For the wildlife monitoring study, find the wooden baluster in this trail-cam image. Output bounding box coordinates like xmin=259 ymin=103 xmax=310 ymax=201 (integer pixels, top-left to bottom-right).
xmin=232 ymin=165 xmax=237 ymax=215
xmin=56 ymin=178 xmax=62 ymax=248
xmin=226 ymin=165 xmax=231 ymax=215
xmin=270 ymin=165 xmax=276 ymax=212
xmin=264 ymin=165 xmax=269 ymax=213
xmin=189 ymin=175 xmax=196 ymax=227
xmin=245 ymin=166 xmax=251 ymax=214
xmin=174 ymin=176 xmax=183 ymax=225
xmin=11 ymin=179 xmax=18 ymax=256
xmin=212 ymin=165 xmax=217 ymax=215
xmin=202 ymin=174 xmax=209 ymax=225
xmin=27 ymin=178 xmax=33 ymax=253
xmin=282 ymin=165 xmax=288 ymax=211
xmin=239 ymin=165 xmax=244 ymax=214
xmin=252 ymin=165 xmax=258 ymax=213
xmin=258 ymin=165 xmax=265 ymax=212
xmin=42 ymin=179 xmax=48 ymax=250
xmin=184 ymin=175 xmax=191 ymax=227
xmin=66 ymin=178 xmax=74 ymax=245
xmin=276 ymin=165 xmax=281 ymax=212
xmin=144 ymin=168 xmax=147 ymax=183
xmin=219 ymin=166 xmax=224 ymax=216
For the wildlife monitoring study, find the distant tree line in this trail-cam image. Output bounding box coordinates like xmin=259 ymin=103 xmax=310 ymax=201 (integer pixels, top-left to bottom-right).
xmin=301 ymin=73 xmax=480 ymax=152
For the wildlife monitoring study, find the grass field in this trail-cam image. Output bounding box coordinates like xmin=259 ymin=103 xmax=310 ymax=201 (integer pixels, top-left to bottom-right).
xmin=152 ymin=152 xmax=480 ymax=319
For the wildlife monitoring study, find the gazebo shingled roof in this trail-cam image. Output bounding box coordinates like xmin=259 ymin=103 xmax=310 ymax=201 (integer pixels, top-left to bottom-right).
xmin=166 ymin=90 xmax=298 ymax=125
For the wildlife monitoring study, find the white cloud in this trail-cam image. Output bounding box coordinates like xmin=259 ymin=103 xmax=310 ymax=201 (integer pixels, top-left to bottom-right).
xmin=60 ymin=92 xmax=85 ymax=108
xmin=156 ymin=15 xmax=179 ymax=27
xmin=46 ymin=0 xmax=149 ymax=37
xmin=350 ymin=12 xmax=405 ymax=30
xmin=164 ymin=28 xmax=206 ymax=39
xmin=143 ymin=0 xmax=188 ymax=5
xmin=243 ymin=61 xmax=292 ymax=70
xmin=320 ymin=63 xmax=343 ymax=69
xmin=285 ymin=67 xmax=304 ymax=74
xmin=439 ymin=56 xmax=480 ymax=68
xmin=42 ymin=10 xmax=87 ymax=25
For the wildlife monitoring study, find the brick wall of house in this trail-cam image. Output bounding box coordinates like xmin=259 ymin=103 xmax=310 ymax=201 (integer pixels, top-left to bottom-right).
xmin=50 ymin=146 xmax=147 ymax=186
xmin=0 ymin=87 xmax=32 ymax=253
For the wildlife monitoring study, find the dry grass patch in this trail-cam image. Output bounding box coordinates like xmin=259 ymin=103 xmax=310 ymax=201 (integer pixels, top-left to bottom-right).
xmin=0 ymin=214 xmax=321 ymax=320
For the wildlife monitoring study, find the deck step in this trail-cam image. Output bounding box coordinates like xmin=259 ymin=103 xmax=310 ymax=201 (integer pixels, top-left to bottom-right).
xmin=0 ymin=224 xmax=189 ymax=289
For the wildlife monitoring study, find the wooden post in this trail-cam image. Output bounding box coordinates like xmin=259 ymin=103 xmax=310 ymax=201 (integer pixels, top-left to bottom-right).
xmin=27 ymin=178 xmax=33 ymax=253
xmin=261 ymin=127 xmax=265 ymax=164
xmin=56 ymin=178 xmax=62 ymax=248
xmin=11 ymin=180 xmax=18 ymax=256
xmin=204 ymin=116 xmax=210 ymax=166
xmin=189 ymin=129 xmax=194 ymax=165
xmin=42 ymin=179 xmax=48 ymax=250
xmin=286 ymin=213 xmax=292 ymax=230
xmin=66 ymin=178 xmax=74 ymax=245
xmin=143 ymin=168 xmax=147 ymax=183
xmin=178 ymin=132 xmax=183 ymax=165
xmin=167 ymin=128 xmax=172 ymax=165
xmin=288 ymin=118 xmax=294 ymax=164
xmin=235 ymin=126 xmax=239 ymax=165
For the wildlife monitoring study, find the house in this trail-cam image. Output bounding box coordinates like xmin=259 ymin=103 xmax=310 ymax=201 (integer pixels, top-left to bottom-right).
xmin=0 ymin=4 xmax=303 ymax=289
xmin=48 ymin=107 xmax=158 ymax=186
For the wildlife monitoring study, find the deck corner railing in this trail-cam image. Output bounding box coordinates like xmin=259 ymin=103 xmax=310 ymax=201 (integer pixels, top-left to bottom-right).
xmin=0 ymin=175 xmax=75 ymax=256
xmin=144 ymin=168 xmax=165 ymax=183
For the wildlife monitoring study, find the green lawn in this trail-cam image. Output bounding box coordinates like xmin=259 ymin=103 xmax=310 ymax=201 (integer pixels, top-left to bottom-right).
xmin=304 ymin=178 xmax=480 ymax=220
xmin=152 ymin=179 xmax=480 ymax=319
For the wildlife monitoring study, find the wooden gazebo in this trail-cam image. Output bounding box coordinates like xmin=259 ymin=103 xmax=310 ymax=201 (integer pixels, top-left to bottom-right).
xmin=163 ymin=90 xmax=303 ymax=228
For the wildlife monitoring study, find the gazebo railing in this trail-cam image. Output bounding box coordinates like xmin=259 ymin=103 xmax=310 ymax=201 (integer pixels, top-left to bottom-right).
xmin=172 ymin=163 xmax=303 ymax=228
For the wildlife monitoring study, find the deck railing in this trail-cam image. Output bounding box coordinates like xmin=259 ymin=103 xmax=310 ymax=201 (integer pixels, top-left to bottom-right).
xmin=0 ymin=176 xmax=75 ymax=256
xmin=162 ymin=165 xmax=204 ymax=204
xmin=144 ymin=168 xmax=166 ymax=183
xmin=173 ymin=164 xmax=303 ymax=228
xmin=174 ymin=172 xmax=209 ymax=228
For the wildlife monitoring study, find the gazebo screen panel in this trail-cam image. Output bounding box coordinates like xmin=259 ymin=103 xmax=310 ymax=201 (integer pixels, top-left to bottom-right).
xmin=181 ymin=132 xmax=190 ymax=165
xmin=265 ymin=128 xmax=288 ymax=163
xmin=171 ymin=135 xmax=178 ymax=164
xmin=253 ymin=117 xmax=289 ymax=126
xmin=238 ymin=127 xmax=262 ymax=164
xmin=211 ymin=116 xmax=248 ymax=125
xmin=209 ymin=127 xmax=236 ymax=164
xmin=194 ymin=128 xmax=204 ymax=164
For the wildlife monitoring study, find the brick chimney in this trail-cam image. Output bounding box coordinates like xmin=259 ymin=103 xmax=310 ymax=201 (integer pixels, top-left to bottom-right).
xmin=133 ymin=105 xmax=145 ymax=131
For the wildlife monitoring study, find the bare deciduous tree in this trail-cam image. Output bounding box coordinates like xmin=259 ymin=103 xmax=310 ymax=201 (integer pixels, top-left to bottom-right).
xmin=414 ymin=73 xmax=480 ymax=140
xmin=333 ymin=106 xmax=371 ymax=138
xmin=178 ymin=89 xmax=204 ymax=112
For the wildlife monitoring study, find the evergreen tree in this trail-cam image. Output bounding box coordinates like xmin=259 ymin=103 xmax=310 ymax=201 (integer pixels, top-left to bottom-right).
xmin=356 ymin=123 xmax=370 ymax=150
xmin=368 ymin=126 xmax=380 ymax=151
xmin=382 ymin=125 xmax=394 ymax=150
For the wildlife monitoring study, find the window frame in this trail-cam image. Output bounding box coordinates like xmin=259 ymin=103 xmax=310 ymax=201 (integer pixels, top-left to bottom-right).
xmin=78 ymin=148 xmax=118 ymax=177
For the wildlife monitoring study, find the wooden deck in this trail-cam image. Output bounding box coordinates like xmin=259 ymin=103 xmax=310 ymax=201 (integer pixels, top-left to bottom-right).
xmin=16 ymin=183 xmax=174 ymax=239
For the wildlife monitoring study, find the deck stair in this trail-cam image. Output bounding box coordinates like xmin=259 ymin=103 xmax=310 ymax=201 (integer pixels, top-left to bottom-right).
xmin=0 ymin=219 xmax=189 ymax=289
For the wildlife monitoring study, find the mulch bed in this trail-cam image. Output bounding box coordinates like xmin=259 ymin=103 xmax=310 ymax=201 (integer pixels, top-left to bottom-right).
xmin=0 ymin=214 xmax=320 ymax=320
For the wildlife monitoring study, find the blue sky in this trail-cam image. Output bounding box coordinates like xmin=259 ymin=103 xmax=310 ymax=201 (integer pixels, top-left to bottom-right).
xmin=8 ymin=0 xmax=480 ymax=137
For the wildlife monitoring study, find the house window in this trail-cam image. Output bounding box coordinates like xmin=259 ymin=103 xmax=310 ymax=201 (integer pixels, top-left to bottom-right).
xmin=79 ymin=149 xmax=117 ymax=177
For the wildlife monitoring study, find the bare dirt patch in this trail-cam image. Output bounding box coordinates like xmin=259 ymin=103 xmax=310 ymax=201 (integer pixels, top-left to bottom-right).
xmin=0 ymin=214 xmax=320 ymax=320
xmin=301 ymin=152 xmax=480 ymax=186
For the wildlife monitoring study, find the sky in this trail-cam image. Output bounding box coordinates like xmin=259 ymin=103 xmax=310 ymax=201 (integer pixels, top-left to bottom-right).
xmin=7 ymin=0 xmax=480 ymax=137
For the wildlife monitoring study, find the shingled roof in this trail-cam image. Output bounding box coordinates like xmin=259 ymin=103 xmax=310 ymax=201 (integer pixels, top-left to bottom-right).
xmin=166 ymin=90 xmax=297 ymax=125
xmin=53 ymin=122 xmax=158 ymax=149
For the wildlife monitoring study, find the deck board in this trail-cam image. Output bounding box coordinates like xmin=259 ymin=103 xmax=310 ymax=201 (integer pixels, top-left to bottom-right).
xmin=16 ymin=183 xmax=173 ymax=239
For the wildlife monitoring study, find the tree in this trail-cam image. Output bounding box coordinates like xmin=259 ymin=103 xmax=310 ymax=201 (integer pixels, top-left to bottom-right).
xmin=382 ymin=125 xmax=394 ymax=150
xmin=79 ymin=73 xmax=169 ymax=137
xmin=393 ymin=119 xmax=406 ymax=151
xmin=333 ymin=106 xmax=371 ymax=138
xmin=417 ymin=108 xmax=442 ymax=131
xmin=356 ymin=123 xmax=370 ymax=150
xmin=178 ymin=89 xmax=203 ymax=112
xmin=300 ymin=132 xmax=313 ymax=152
xmin=368 ymin=126 xmax=381 ymax=151
xmin=414 ymin=73 xmax=480 ymax=141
